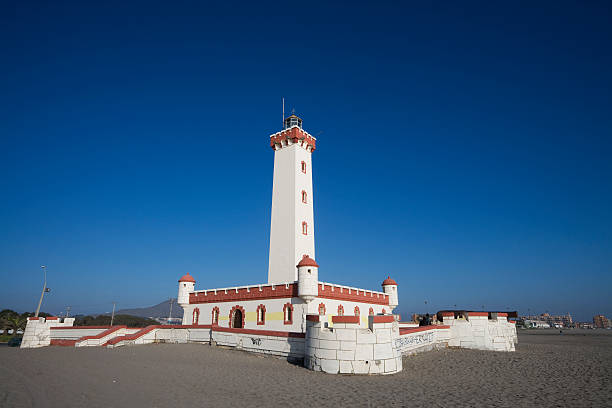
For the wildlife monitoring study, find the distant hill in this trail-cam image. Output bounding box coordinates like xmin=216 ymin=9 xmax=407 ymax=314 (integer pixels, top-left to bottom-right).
xmin=115 ymin=299 xmax=183 ymax=319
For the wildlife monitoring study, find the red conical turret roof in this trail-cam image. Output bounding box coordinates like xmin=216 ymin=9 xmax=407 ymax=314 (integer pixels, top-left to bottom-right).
xmin=382 ymin=276 xmax=397 ymax=286
xmin=179 ymin=273 xmax=195 ymax=283
xmin=297 ymin=255 xmax=319 ymax=268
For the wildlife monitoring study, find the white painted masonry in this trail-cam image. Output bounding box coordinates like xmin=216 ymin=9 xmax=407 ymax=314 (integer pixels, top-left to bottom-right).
xmin=268 ymin=128 xmax=316 ymax=284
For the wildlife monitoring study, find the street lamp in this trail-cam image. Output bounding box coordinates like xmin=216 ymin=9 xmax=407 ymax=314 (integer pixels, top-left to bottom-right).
xmin=34 ymin=265 xmax=49 ymax=317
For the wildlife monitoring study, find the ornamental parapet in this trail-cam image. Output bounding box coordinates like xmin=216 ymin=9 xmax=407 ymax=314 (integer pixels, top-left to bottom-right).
xmin=269 ymin=126 xmax=316 ymax=152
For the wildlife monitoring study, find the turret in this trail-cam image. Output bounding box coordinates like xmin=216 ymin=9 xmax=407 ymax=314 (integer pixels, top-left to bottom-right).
xmin=297 ymin=255 xmax=318 ymax=303
xmin=178 ymin=273 xmax=196 ymax=307
xmin=382 ymin=276 xmax=398 ymax=312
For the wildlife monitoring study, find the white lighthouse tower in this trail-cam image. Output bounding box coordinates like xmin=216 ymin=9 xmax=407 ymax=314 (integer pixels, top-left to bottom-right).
xmin=268 ymin=114 xmax=317 ymax=284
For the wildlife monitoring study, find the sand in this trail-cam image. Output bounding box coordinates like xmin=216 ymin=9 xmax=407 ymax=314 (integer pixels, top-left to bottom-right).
xmin=1 ymin=329 xmax=611 ymax=408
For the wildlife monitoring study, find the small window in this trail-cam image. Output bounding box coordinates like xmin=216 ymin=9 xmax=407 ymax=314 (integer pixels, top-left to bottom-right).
xmin=283 ymin=303 xmax=294 ymax=325
xmin=193 ymin=308 xmax=200 ymax=325
xmin=301 ymin=190 xmax=307 ymax=204
xmin=319 ymin=303 xmax=326 ymax=315
xmin=337 ymin=305 xmax=344 ymax=316
xmin=354 ymin=306 xmax=360 ymax=317
xmin=302 ymin=222 xmax=308 ymax=235
xmin=369 ymin=307 xmax=374 ymax=316
xmin=257 ymin=304 xmax=266 ymax=325
xmin=301 ymin=161 xmax=306 ymax=174
xmin=212 ymin=307 xmax=220 ymax=325
xmin=382 ymin=308 xmax=387 ymax=314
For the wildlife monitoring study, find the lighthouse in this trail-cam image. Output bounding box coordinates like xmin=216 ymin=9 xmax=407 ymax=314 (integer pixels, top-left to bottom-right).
xmin=268 ymin=114 xmax=317 ymax=284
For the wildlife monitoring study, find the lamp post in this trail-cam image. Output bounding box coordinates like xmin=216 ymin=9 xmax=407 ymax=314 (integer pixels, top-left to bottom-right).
xmin=34 ymin=265 xmax=48 ymax=317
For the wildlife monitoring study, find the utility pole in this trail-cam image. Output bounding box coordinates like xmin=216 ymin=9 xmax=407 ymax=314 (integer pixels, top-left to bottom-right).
xmin=168 ymin=298 xmax=174 ymax=322
xmin=110 ymin=302 xmax=116 ymax=327
xmin=35 ymin=265 xmax=48 ymax=317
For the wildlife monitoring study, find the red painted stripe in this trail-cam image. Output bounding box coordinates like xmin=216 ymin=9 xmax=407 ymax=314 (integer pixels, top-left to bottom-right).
xmin=45 ymin=316 xmax=59 ymax=320
xmin=28 ymin=317 xmax=41 ymax=320
xmin=75 ymin=326 xmax=127 ymax=343
xmin=50 ymin=339 xmax=77 ymax=346
xmin=440 ymin=312 xmax=454 ymax=317
xmin=189 ymin=284 xmax=298 ymax=304
xmin=212 ymin=326 xmax=305 ymax=338
xmin=318 ymin=285 xmax=389 ymax=306
xmin=497 ymin=312 xmax=508 ymax=317
xmin=332 ymin=316 xmax=360 ymax=324
xmin=306 ymin=315 xmax=320 ymax=322
xmin=399 ymin=325 xmax=450 ymax=335
xmin=469 ymin=312 xmax=489 ymax=317
xmin=371 ymin=315 xmax=395 ymax=323
xmin=51 ymin=326 xmax=111 ymax=330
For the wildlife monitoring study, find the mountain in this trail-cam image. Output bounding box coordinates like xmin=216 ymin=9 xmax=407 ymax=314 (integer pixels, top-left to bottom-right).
xmin=115 ymin=299 xmax=183 ymax=319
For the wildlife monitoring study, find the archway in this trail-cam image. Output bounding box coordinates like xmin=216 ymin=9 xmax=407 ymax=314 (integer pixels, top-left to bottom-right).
xmin=233 ymin=309 xmax=243 ymax=328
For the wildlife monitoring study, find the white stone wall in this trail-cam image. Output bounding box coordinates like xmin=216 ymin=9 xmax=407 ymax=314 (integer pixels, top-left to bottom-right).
xmin=211 ymin=330 xmax=305 ymax=360
xmin=305 ymin=317 xmax=402 ymax=375
xmin=21 ymin=317 xmax=75 ymax=348
xmin=444 ymin=314 xmax=516 ymax=352
xmin=268 ymin=142 xmax=315 ymax=284
xmin=395 ymin=327 xmax=450 ymax=355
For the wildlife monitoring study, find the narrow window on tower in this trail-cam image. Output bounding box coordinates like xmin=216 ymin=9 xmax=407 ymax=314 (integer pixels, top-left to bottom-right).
xmin=301 ymin=161 xmax=307 ymax=174
xmin=302 ymin=221 xmax=308 ymax=235
xmin=301 ymin=190 xmax=307 ymax=204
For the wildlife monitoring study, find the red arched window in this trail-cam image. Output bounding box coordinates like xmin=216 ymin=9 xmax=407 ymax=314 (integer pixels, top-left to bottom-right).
xmin=382 ymin=308 xmax=387 ymax=315
xmin=212 ymin=306 xmax=220 ymax=325
xmin=192 ymin=308 xmax=200 ymax=325
xmin=230 ymin=305 xmax=245 ymax=328
xmin=301 ymin=161 xmax=307 ymax=174
xmin=301 ymin=190 xmax=307 ymax=204
xmin=369 ymin=307 xmax=374 ymax=316
xmin=354 ymin=306 xmax=360 ymax=317
xmin=302 ymin=222 xmax=308 ymax=235
xmin=337 ymin=305 xmax=344 ymax=316
xmin=283 ymin=303 xmax=294 ymax=325
xmin=257 ymin=304 xmax=266 ymax=325
xmin=318 ymin=303 xmax=326 ymax=315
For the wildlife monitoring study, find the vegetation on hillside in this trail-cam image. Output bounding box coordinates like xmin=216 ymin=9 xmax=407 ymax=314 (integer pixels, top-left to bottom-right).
xmin=74 ymin=314 xmax=159 ymax=327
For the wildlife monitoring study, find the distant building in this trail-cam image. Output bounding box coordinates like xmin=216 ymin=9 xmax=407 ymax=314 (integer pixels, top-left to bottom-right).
xmin=521 ymin=313 xmax=573 ymax=328
xmin=593 ymin=315 xmax=611 ymax=329
xmin=524 ymin=320 xmax=550 ymax=329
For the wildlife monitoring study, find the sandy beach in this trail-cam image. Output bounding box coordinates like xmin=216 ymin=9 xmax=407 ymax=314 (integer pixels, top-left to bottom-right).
xmin=1 ymin=329 xmax=611 ymax=408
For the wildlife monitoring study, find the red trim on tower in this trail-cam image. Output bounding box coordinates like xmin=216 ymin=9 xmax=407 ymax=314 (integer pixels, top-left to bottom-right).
xmin=269 ymin=127 xmax=316 ymax=152
xmin=306 ymin=314 xmax=320 ymax=322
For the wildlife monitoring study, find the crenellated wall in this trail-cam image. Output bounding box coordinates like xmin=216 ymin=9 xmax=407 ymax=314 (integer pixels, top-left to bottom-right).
xmin=441 ymin=312 xmax=517 ymax=352
xmin=305 ymin=315 xmax=403 ymax=375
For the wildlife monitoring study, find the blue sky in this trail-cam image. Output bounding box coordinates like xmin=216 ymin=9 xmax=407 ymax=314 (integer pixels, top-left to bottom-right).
xmin=1 ymin=1 xmax=610 ymax=321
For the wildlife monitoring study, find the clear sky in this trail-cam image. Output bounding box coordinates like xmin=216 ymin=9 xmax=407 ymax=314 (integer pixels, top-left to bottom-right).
xmin=1 ymin=1 xmax=611 ymax=321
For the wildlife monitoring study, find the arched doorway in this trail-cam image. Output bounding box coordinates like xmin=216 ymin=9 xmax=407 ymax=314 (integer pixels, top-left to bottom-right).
xmin=233 ymin=309 xmax=243 ymax=328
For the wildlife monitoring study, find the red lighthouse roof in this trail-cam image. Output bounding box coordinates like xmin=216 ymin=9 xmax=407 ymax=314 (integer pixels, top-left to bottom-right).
xmin=297 ymin=255 xmax=319 ymax=268
xmin=382 ymin=276 xmax=397 ymax=286
xmin=179 ymin=273 xmax=195 ymax=283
